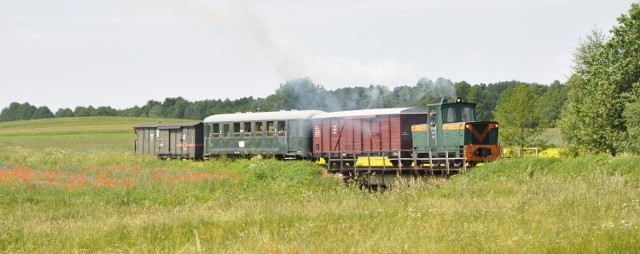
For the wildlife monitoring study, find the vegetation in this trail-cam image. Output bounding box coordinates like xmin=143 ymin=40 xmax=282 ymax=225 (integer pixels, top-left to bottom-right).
xmin=3 ymin=2 xmax=640 ymax=252
xmin=494 ymin=84 xmax=546 ymax=149
xmin=0 ymin=117 xmax=185 ymax=153
xmin=0 ymin=78 xmax=567 ymax=128
xmin=561 ymin=3 xmax=640 ymax=156
xmin=0 ymin=117 xmax=639 ymax=253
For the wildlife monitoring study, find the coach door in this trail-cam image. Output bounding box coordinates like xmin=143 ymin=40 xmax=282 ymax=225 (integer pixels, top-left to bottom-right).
xmin=428 ymin=108 xmax=438 ymax=147
xmin=157 ymin=129 xmax=171 ymax=154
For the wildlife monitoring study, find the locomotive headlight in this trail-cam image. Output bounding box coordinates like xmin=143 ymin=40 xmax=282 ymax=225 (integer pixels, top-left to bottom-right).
xmin=465 ymin=124 xmax=470 ymax=129
xmin=494 ymin=123 xmax=499 ymax=128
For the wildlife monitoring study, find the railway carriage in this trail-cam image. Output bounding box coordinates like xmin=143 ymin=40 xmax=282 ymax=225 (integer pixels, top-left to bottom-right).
xmin=411 ymin=98 xmax=500 ymax=166
xmin=133 ymin=122 xmax=204 ymax=159
xmin=311 ymin=108 xmax=429 ymax=167
xmin=203 ymin=110 xmax=325 ymax=159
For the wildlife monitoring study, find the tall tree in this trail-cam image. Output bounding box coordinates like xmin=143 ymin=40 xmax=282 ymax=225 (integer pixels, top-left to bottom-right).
xmin=494 ymin=84 xmax=545 ymax=150
xmin=536 ymin=80 xmax=568 ymax=127
xmin=561 ymin=3 xmax=640 ymax=156
xmin=32 ymin=106 xmax=55 ymax=119
xmin=55 ymin=108 xmax=74 ymax=118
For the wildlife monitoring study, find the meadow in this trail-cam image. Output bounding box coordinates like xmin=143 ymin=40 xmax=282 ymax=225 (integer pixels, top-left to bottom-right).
xmin=1 ymin=118 xmax=639 ymax=253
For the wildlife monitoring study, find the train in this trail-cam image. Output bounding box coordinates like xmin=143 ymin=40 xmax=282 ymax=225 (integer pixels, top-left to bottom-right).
xmin=133 ymin=98 xmax=500 ymax=169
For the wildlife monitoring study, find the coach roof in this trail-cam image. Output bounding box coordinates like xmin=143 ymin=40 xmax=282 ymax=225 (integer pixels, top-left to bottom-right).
xmin=204 ymin=110 xmax=326 ymax=123
xmin=312 ymin=107 xmax=428 ymax=119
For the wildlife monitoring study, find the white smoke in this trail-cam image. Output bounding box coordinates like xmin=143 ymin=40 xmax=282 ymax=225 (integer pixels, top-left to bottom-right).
xmin=171 ymin=0 xmax=423 ymax=87
xmin=169 ymin=0 xmax=307 ymax=80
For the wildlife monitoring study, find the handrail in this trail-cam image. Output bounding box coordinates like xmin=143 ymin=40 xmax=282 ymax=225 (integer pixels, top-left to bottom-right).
xmin=324 ymin=149 xmax=467 ymax=173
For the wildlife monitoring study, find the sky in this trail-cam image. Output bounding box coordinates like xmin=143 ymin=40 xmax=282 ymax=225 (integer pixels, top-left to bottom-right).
xmin=0 ymin=0 xmax=637 ymax=111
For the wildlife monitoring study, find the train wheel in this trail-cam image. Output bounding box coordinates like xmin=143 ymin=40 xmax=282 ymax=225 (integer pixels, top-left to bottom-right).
xmin=401 ymin=160 xmax=413 ymax=167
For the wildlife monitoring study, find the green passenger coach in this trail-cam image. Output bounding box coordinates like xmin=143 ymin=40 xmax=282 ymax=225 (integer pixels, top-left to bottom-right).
xmin=203 ymin=110 xmax=326 ymax=159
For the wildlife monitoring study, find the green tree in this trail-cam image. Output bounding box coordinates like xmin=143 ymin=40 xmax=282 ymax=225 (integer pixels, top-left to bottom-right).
xmin=455 ymin=81 xmax=472 ymax=100
xmin=623 ymin=96 xmax=640 ymax=153
xmin=16 ymin=103 xmax=36 ymax=120
xmin=32 ymin=106 xmax=55 ymax=119
xmin=536 ymin=80 xmax=567 ymax=127
xmin=55 ymin=108 xmax=74 ymax=118
xmin=466 ymin=85 xmax=491 ymax=120
xmin=561 ymin=3 xmax=640 ymax=156
xmin=0 ymin=102 xmax=21 ymax=122
xmin=494 ymin=84 xmax=546 ymax=150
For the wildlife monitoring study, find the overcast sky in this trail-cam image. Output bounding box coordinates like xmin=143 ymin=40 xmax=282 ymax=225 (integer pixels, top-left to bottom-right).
xmin=0 ymin=0 xmax=637 ymax=110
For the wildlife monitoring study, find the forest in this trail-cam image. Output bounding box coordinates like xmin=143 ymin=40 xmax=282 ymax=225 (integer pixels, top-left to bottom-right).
xmin=0 ymin=78 xmax=567 ymax=128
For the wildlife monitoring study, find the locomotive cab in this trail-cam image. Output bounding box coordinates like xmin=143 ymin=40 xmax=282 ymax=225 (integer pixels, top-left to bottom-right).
xmin=412 ymin=98 xmax=500 ymax=166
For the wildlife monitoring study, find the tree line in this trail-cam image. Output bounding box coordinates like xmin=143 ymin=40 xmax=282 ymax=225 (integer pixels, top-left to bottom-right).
xmin=0 ymin=78 xmax=568 ymax=126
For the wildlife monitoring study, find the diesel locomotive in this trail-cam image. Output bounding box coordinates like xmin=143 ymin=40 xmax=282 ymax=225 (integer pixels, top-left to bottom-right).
xmin=133 ymin=98 xmax=500 ymax=168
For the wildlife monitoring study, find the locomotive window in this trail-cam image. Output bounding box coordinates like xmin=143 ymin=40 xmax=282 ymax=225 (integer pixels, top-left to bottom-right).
xmin=267 ymin=122 xmax=275 ymax=136
xmin=233 ymin=122 xmax=241 ymax=137
xmin=243 ymin=122 xmax=252 ymax=136
xmin=143 ymin=129 xmax=149 ymax=142
xmin=255 ymin=122 xmax=263 ymax=137
xmin=462 ymin=107 xmax=475 ymax=121
xmin=445 ymin=107 xmax=456 ymax=123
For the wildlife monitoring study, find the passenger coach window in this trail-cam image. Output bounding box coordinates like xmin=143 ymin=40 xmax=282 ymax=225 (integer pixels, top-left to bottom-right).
xmin=222 ymin=124 xmax=230 ymax=138
xmin=212 ymin=124 xmax=220 ymax=138
xmin=233 ymin=122 xmax=241 ymax=137
xmin=277 ymin=121 xmax=285 ymax=135
xmin=255 ymin=122 xmax=263 ymax=137
xmin=267 ymin=122 xmax=275 ymax=136
xmin=244 ymin=122 xmax=252 ymax=136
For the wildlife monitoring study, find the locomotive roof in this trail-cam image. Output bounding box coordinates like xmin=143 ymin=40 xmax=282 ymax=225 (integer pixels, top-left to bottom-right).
xmin=203 ymin=110 xmax=326 ymax=123
xmin=312 ymin=107 xmax=429 ymax=119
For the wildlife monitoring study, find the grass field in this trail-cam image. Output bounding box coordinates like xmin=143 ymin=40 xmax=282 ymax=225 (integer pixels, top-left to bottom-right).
xmin=1 ymin=118 xmax=639 ymax=253
xmin=0 ymin=117 xmax=185 ymax=153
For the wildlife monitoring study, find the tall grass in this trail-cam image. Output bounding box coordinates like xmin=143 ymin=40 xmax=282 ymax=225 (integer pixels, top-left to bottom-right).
xmin=1 ymin=146 xmax=639 ymax=253
xmin=0 ymin=118 xmax=638 ymax=252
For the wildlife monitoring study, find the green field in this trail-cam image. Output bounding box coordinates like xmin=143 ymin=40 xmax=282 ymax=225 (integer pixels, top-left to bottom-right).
xmin=1 ymin=118 xmax=639 ymax=253
xmin=0 ymin=117 xmax=185 ymax=153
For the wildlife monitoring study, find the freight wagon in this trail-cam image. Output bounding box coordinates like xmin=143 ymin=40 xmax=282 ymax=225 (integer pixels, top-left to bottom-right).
xmin=310 ymin=108 xmax=429 ymax=168
xmin=133 ymin=122 xmax=204 ymax=159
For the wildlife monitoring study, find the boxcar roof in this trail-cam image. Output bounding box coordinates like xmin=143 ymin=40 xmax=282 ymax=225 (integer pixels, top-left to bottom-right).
xmin=312 ymin=107 xmax=429 ymax=119
xmin=204 ymin=110 xmax=326 ymax=123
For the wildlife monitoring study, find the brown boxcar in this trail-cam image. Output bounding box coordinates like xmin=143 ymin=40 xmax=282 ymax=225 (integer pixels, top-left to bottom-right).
xmin=311 ymin=108 xmax=428 ymax=167
xmin=134 ymin=122 xmax=204 ymax=159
